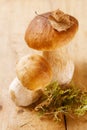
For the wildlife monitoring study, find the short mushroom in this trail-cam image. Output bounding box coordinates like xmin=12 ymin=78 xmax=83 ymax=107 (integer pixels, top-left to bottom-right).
xmin=25 ymin=9 xmax=78 ymax=85
xmin=9 ymin=55 xmax=52 ymax=106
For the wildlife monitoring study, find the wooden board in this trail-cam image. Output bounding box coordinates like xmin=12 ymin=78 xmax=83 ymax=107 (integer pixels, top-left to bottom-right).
xmin=0 ymin=0 xmax=87 ymax=130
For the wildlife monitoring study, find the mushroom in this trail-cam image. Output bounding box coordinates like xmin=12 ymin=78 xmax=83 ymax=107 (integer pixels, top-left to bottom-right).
xmin=9 ymin=55 xmax=52 ymax=106
xmin=25 ymin=9 xmax=78 ymax=85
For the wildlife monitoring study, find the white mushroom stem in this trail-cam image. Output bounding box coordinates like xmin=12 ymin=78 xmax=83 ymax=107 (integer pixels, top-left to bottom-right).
xmin=43 ymin=45 xmax=74 ymax=85
xmin=9 ymin=77 xmax=42 ymax=106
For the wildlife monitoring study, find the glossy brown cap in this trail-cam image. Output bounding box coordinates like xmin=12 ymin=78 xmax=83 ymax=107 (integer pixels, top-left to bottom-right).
xmin=16 ymin=55 xmax=52 ymax=90
xmin=25 ymin=10 xmax=78 ymax=51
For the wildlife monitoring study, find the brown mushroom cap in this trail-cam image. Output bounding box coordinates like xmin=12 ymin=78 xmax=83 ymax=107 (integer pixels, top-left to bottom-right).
xmin=16 ymin=55 xmax=52 ymax=90
xmin=25 ymin=10 xmax=78 ymax=51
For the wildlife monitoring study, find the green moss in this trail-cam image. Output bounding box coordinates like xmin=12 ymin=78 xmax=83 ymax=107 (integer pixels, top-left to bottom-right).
xmin=34 ymin=82 xmax=87 ymax=121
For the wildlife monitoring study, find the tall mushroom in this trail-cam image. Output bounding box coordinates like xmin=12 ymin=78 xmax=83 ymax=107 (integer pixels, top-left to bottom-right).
xmin=9 ymin=54 xmax=52 ymax=106
xmin=25 ymin=9 xmax=78 ymax=85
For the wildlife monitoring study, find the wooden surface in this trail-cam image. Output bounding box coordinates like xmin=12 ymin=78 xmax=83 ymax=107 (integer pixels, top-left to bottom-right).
xmin=0 ymin=0 xmax=87 ymax=130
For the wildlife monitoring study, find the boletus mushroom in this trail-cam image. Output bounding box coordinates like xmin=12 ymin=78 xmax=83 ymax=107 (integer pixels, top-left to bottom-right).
xmin=9 ymin=55 xmax=52 ymax=106
xmin=25 ymin=9 xmax=78 ymax=85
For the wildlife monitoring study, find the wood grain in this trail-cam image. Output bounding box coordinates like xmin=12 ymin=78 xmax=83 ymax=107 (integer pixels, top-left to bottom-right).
xmin=0 ymin=0 xmax=87 ymax=130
